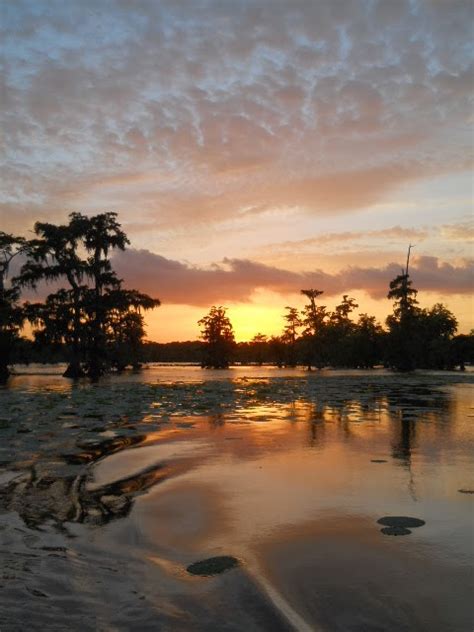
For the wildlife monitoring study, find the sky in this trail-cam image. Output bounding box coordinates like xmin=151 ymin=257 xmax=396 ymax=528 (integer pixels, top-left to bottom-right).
xmin=1 ymin=0 xmax=473 ymax=341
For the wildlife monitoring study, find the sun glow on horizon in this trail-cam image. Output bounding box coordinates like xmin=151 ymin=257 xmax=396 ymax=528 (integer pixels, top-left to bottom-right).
xmin=144 ymin=289 xmax=473 ymax=344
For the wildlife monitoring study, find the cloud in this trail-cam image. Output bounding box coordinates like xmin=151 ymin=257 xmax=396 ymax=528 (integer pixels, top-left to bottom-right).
xmin=261 ymin=226 xmax=429 ymax=252
xmin=441 ymin=220 xmax=474 ymax=241
xmin=1 ymin=0 xmax=473 ymax=231
xmin=113 ymin=248 xmax=474 ymax=305
xmin=112 ymin=249 xmax=317 ymax=305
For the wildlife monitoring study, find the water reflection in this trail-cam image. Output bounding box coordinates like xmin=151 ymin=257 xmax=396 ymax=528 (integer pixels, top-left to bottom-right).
xmin=0 ymin=368 xmax=472 ymax=534
xmin=1 ymin=367 xmax=473 ymax=632
xmin=392 ymin=416 xmax=417 ymax=464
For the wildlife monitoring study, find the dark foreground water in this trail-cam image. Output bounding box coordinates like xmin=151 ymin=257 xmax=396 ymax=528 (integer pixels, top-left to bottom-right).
xmin=0 ymin=365 xmax=473 ymax=631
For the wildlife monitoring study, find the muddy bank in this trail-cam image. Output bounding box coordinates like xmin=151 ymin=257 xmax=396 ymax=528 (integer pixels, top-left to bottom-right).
xmin=0 ymin=513 xmax=292 ymax=632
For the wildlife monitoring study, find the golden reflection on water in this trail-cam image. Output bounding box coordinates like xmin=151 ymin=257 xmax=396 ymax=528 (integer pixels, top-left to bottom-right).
xmin=1 ymin=372 xmax=472 ymax=543
xmin=11 ymin=374 xmax=75 ymax=394
xmin=1 ymin=370 xmax=473 ymax=631
xmin=115 ymin=390 xmax=472 ymax=553
xmin=4 ymin=384 xmax=463 ymax=544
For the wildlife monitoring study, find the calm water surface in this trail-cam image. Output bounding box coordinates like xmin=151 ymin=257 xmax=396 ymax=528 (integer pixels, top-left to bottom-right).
xmin=0 ymin=365 xmax=473 ymax=631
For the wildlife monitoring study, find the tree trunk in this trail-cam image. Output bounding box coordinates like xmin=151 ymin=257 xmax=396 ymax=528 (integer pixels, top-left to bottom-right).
xmin=70 ymin=290 xmax=83 ymax=378
xmin=0 ymin=332 xmax=11 ymax=383
xmin=0 ymin=363 xmax=10 ymax=384
xmin=63 ymin=360 xmax=85 ymax=379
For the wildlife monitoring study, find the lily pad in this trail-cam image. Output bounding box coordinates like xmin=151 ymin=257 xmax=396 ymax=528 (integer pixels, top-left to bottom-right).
xmin=458 ymin=489 xmax=474 ymax=494
xmin=381 ymin=526 xmax=412 ymax=536
xmin=186 ymin=555 xmax=239 ymax=576
xmin=371 ymin=459 xmax=387 ymax=463
xmin=377 ymin=516 xmax=425 ymax=528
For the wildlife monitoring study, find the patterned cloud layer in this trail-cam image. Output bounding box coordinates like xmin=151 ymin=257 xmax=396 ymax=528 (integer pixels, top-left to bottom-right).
xmin=2 ymin=1 xmax=472 ymax=231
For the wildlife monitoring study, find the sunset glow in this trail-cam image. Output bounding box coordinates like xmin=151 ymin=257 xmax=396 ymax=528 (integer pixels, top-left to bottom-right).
xmin=2 ymin=1 xmax=473 ymax=341
xmin=2 ymin=6 xmax=474 ymax=630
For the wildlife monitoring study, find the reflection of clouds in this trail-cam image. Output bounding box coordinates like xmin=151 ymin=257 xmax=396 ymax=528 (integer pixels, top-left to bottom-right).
xmin=2 ymin=1 xmax=473 ymax=232
xmin=0 ymin=371 xmax=467 ymax=531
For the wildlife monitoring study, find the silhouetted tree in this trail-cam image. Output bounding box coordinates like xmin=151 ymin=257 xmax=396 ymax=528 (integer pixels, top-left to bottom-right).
xmin=105 ymin=289 xmax=160 ymax=371
xmin=18 ymin=213 xmax=159 ymax=379
xmin=0 ymin=233 xmax=25 ymax=381
xmin=416 ymin=303 xmax=458 ymax=369
xmin=269 ymin=335 xmax=286 ymax=367
xmin=352 ymin=313 xmax=383 ymax=368
xmin=326 ymin=295 xmax=358 ymax=366
xmin=386 ymin=246 xmax=419 ymax=370
xmin=75 ymin=212 xmax=130 ymax=379
xmin=385 ymin=247 xmax=460 ymax=370
xmin=450 ymin=332 xmax=474 ymax=370
xmin=282 ymin=306 xmax=301 ymax=367
xmin=198 ymin=306 xmax=235 ymax=368
xmin=25 ymin=290 xmax=83 ymax=357
xmin=7 ymin=224 xmax=468 ymax=374
xmin=300 ymin=289 xmax=326 ymax=369
xmin=19 ymin=218 xmax=88 ymax=377
xmin=249 ymin=332 xmax=268 ymax=365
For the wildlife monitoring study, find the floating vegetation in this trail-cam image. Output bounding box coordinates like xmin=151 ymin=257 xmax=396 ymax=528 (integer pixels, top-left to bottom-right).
xmin=458 ymin=489 xmax=474 ymax=494
xmin=378 ymin=516 xmax=425 ymax=535
xmin=371 ymin=459 xmax=387 ymax=463
xmin=377 ymin=516 xmax=426 ymax=528
xmin=380 ymin=526 xmax=412 ymax=536
xmin=186 ymin=555 xmax=239 ymax=576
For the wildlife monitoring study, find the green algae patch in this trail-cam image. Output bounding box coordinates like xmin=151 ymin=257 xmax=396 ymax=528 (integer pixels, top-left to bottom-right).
xmin=186 ymin=556 xmax=239 ymax=576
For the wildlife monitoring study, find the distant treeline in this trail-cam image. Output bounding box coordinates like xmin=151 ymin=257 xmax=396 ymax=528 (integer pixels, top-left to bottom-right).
xmin=11 ymin=331 xmax=474 ymax=371
xmin=194 ymin=255 xmax=474 ymax=371
xmin=1 ymin=215 xmax=472 ymax=381
xmin=11 ymin=340 xmax=206 ymax=365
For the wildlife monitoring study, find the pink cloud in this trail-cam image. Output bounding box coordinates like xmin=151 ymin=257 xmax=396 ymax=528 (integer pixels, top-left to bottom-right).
xmin=113 ymin=249 xmax=474 ymax=306
xmin=2 ymin=0 xmax=473 ymax=232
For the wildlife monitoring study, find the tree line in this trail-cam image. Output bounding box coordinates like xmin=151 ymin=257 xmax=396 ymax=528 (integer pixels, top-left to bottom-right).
xmin=1 ymin=215 xmax=472 ymax=381
xmin=197 ymin=247 xmax=473 ymax=371
xmin=197 ymin=294 xmax=472 ymax=371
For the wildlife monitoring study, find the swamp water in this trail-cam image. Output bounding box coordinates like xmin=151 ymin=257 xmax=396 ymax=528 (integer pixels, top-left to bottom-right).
xmin=0 ymin=365 xmax=473 ymax=631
